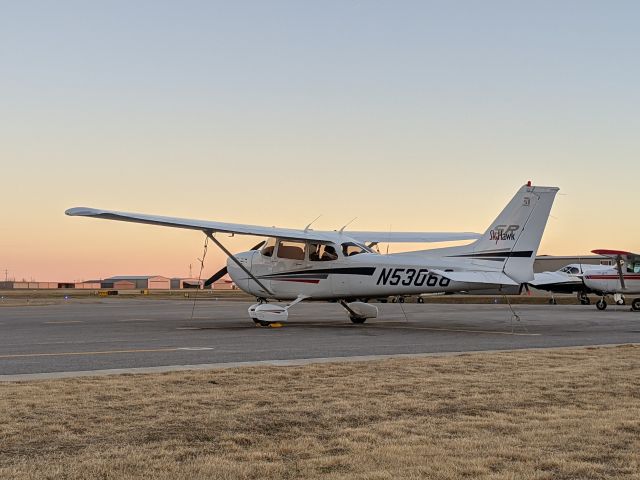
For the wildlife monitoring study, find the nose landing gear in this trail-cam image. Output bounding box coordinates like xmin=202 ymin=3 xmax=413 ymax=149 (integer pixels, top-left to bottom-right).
xmin=596 ymin=298 xmax=607 ymax=310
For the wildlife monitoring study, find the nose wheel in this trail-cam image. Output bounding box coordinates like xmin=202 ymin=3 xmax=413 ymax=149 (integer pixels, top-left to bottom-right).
xmin=632 ymin=298 xmax=640 ymax=312
xmin=596 ymin=298 xmax=607 ymax=310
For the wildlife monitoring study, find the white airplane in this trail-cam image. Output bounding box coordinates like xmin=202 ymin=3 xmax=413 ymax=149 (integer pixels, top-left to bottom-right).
xmin=66 ymin=182 xmax=558 ymax=325
xmin=581 ymin=249 xmax=640 ymax=311
xmin=528 ymin=263 xmax=608 ymax=305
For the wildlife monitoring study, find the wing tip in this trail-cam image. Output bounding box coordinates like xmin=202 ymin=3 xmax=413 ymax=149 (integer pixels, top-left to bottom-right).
xmin=65 ymin=207 xmax=99 ymax=217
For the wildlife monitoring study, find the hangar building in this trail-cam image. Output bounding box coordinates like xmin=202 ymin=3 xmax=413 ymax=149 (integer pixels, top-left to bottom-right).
xmin=101 ymin=276 xmax=171 ymax=290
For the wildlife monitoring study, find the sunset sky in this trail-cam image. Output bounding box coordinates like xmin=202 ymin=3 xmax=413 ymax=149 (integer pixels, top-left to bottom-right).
xmin=2 ymin=1 xmax=639 ymax=281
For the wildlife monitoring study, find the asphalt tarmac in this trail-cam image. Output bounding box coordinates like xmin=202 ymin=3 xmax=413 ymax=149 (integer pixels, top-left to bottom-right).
xmin=1 ymin=299 xmax=640 ymax=379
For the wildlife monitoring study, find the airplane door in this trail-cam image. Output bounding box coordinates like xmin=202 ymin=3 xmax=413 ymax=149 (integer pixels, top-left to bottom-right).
xmin=331 ymin=266 xmax=351 ymax=297
xmin=271 ymin=240 xmax=309 ymax=298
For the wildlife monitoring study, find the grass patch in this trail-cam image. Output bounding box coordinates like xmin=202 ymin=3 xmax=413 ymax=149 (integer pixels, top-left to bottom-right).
xmin=2 ymin=346 xmax=639 ymax=479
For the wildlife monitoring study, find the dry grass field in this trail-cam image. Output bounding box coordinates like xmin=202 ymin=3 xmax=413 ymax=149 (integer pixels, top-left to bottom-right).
xmin=2 ymin=346 xmax=639 ymax=479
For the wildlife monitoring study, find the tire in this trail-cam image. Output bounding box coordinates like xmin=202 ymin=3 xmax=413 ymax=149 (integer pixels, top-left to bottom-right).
xmin=580 ymin=298 xmax=591 ymax=305
xmin=632 ymin=299 xmax=640 ymax=312
xmin=350 ymin=316 xmax=367 ymax=324
xmin=417 ymin=297 xmax=424 ymax=304
xmin=616 ymin=298 xmax=626 ymax=306
xmin=549 ymin=298 xmax=557 ymax=305
xmin=398 ymin=297 xmax=405 ymax=303
xmin=378 ymin=298 xmax=388 ymax=303
xmin=596 ymin=299 xmax=607 ymax=311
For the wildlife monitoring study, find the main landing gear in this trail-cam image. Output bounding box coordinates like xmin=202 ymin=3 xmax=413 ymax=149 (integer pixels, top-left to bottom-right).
xmin=247 ymin=296 xmax=380 ymax=326
xmin=595 ymin=296 xmax=640 ymax=312
xmin=577 ymin=292 xmax=591 ymax=305
xmin=340 ymin=300 xmax=379 ymax=324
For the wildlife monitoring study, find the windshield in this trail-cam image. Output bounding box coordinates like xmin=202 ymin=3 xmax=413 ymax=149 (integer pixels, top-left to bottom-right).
xmin=261 ymin=238 xmax=276 ymax=257
xmin=341 ymin=242 xmax=374 ymax=257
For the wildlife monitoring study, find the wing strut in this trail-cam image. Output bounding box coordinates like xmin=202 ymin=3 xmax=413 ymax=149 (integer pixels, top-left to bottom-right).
xmin=205 ymin=232 xmax=274 ymax=296
xmin=616 ymin=255 xmax=627 ymax=290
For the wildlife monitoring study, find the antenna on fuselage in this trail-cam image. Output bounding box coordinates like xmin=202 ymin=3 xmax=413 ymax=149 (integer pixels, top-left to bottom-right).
xmin=304 ymin=214 xmax=322 ymax=232
xmin=339 ymin=217 xmax=357 ymax=234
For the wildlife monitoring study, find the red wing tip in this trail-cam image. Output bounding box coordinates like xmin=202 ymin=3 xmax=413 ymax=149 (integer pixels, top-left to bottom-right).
xmin=591 ymin=249 xmax=634 ymax=256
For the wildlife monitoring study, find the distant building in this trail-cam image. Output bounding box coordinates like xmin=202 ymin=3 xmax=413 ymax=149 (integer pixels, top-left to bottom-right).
xmin=75 ymin=281 xmax=101 ymax=289
xmin=170 ymin=278 xmax=204 ymax=289
xmin=211 ymin=279 xmax=236 ymax=290
xmin=101 ymin=276 xmax=171 ymax=290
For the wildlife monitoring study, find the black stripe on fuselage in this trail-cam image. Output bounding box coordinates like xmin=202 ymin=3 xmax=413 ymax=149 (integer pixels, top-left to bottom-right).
xmin=449 ymin=250 xmax=533 ymax=261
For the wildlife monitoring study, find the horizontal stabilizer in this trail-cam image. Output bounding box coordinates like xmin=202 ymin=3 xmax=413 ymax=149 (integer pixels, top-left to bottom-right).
xmin=431 ymin=269 xmax=519 ymax=286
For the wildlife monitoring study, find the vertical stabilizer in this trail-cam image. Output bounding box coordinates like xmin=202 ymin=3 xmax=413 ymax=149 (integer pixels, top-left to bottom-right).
xmin=450 ymin=184 xmax=559 ymax=283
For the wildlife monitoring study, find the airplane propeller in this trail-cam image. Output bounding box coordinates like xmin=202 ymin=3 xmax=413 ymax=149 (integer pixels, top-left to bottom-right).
xmin=203 ymin=241 xmax=265 ymax=287
xmin=615 ymin=254 xmax=626 ymax=290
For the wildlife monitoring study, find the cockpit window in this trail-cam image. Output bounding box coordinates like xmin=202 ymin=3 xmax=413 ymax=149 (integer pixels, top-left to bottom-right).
xmin=627 ymin=262 xmax=640 ymax=273
xmin=342 ymin=242 xmax=371 ymax=257
xmin=277 ymin=240 xmax=306 ymax=260
xmin=261 ymin=238 xmax=276 ymax=257
xmin=559 ymin=265 xmax=581 ymax=274
xmin=309 ymin=243 xmax=338 ymax=262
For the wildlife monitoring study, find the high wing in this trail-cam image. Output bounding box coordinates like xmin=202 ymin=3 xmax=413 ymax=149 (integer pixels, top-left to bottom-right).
xmin=344 ymin=231 xmax=480 ymax=243
xmin=592 ymin=249 xmax=640 ymax=264
xmin=65 ymin=207 xmax=481 ymax=244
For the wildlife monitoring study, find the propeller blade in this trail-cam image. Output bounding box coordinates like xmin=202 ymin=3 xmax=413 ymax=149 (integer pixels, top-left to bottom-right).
xmin=204 ymin=266 xmax=228 ymax=287
xmin=251 ymin=241 xmax=266 ymax=251
xmin=203 ymin=241 xmax=264 ymax=287
xmin=616 ymin=255 xmax=626 ymax=290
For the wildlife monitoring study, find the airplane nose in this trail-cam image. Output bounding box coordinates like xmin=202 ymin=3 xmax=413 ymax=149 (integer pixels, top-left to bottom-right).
xmin=226 ymin=250 xmax=255 ymax=291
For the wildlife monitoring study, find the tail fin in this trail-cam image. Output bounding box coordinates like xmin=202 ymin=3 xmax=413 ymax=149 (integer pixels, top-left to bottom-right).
xmin=452 ymin=184 xmax=559 ymax=283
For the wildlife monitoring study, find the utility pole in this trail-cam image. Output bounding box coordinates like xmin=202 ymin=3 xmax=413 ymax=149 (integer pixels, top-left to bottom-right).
xmin=189 ymin=264 xmax=192 ymax=278
xmin=4 ymin=269 xmax=7 ymax=282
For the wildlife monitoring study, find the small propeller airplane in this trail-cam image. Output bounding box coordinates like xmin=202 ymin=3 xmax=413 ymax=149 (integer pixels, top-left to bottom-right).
xmin=66 ymin=182 xmax=558 ymax=325
xmin=527 ymin=263 xmax=608 ymax=305
xmin=581 ymin=250 xmax=640 ymax=311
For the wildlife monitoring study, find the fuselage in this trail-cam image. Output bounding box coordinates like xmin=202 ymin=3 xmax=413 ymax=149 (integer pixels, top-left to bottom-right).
xmin=583 ymin=267 xmax=640 ymax=295
xmin=228 ymin=240 xmax=507 ymax=301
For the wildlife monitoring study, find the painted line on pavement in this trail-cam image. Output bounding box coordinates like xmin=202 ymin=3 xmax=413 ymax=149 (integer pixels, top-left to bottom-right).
xmin=0 ymin=347 xmax=178 ymax=359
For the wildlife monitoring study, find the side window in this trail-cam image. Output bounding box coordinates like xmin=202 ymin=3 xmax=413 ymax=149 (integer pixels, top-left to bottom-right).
xmin=261 ymin=238 xmax=276 ymax=257
xmin=309 ymin=243 xmax=338 ymax=262
xmin=277 ymin=241 xmax=306 ymax=260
